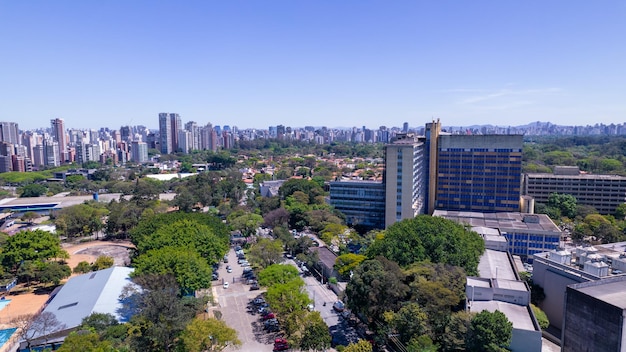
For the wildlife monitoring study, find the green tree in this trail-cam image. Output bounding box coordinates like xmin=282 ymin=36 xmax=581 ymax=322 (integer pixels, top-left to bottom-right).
xmin=54 ymin=203 xmax=109 ymax=238
xmin=258 ymin=264 xmax=300 ymax=287
xmin=343 ymin=340 xmax=373 ymax=352
xmin=19 ymin=183 xmax=47 ymax=197
xmin=440 ymin=311 xmax=472 ymax=352
xmin=130 ymin=213 xmax=229 ymax=253
xmin=299 ymin=311 xmax=331 ymax=351
xmin=56 ymin=330 xmax=114 ymax=352
xmin=125 ymin=274 xmax=201 ymax=352
xmin=466 ymin=310 xmax=513 ymax=352
xmin=367 ymin=215 xmax=484 ymax=275
xmin=132 ymin=247 xmax=213 ymax=294
xmin=334 ymin=253 xmax=366 ymax=278
xmin=229 ymin=213 xmax=263 ymax=237
xmin=265 ymin=278 xmax=311 ymax=318
xmin=385 ymin=303 xmax=430 ymax=344
xmin=179 ymin=317 xmax=241 ymax=352
xmin=248 ymin=238 xmax=283 ymax=269
xmin=344 ymin=257 xmax=409 ymax=322
xmin=92 ymin=256 xmax=115 ymax=271
xmin=73 ymin=261 xmax=93 ymax=274
xmin=134 ymin=219 xmax=228 ymax=265
xmin=21 ymin=211 xmax=40 ymax=223
xmin=1 ymin=229 xmax=67 ymax=273
xmin=35 ymin=261 xmax=71 ymax=286
xmin=547 ymin=193 xmax=577 ymax=219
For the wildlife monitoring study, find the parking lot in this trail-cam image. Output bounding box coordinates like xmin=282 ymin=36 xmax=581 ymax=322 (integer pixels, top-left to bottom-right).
xmin=211 ymin=248 xmax=276 ymax=352
xmin=210 ymin=247 xmax=360 ymax=352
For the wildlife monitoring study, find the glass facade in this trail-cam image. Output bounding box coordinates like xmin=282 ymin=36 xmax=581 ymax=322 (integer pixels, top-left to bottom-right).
xmin=436 ymin=147 xmax=522 ymax=212
xmin=329 ymin=181 xmax=385 ymax=229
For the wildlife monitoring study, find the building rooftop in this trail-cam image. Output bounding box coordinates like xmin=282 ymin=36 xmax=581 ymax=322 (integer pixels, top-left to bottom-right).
xmin=569 ymin=276 xmax=626 ymax=309
xmin=470 ymin=301 xmax=537 ymax=331
xmin=477 ymin=249 xmax=518 ymax=281
xmin=28 ymin=267 xmax=135 ymax=340
xmin=525 ymin=172 xmax=626 ymax=180
xmin=434 ymin=210 xmax=561 ymax=234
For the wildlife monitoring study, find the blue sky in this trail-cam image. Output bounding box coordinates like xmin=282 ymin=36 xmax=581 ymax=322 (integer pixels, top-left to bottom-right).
xmin=2 ymin=1 xmax=625 ymax=131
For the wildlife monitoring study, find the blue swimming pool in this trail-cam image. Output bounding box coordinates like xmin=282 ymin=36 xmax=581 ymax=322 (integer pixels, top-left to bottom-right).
xmin=0 ymin=299 xmax=10 ymax=312
xmin=0 ymin=327 xmax=17 ymax=347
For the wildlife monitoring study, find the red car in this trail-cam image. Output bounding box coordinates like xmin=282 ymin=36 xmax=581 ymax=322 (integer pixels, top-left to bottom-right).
xmin=273 ymin=338 xmax=289 ymax=351
xmin=262 ymin=312 xmax=276 ymax=320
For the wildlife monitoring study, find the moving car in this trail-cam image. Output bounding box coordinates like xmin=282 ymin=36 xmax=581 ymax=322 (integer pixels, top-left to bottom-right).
xmin=223 ymin=282 xmax=229 ymax=289
xmin=226 ymin=265 xmax=232 ymax=273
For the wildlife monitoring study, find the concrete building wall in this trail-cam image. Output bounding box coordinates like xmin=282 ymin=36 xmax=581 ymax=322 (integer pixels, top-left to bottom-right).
xmin=510 ymin=327 xmax=542 ymax=352
xmin=562 ymin=286 xmax=623 ymax=351
xmin=532 ymin=257 xmax=588 ymax=330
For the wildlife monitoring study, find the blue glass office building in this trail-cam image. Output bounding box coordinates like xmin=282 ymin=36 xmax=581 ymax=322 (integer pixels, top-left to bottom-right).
xmin=436 ymin=135 xmax=523 ymax=213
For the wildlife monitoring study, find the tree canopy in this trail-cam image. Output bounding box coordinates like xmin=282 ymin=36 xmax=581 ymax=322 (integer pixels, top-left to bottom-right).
xmin=466 ymin=310 xmax=513 ymax=352
xmin=366 ymin=215 xmax=484 ymax=275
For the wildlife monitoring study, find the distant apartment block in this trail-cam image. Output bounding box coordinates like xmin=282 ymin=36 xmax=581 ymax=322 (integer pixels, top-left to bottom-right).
xmin=434 ymin=210 xmax=561 ymax=260
xmin=329 ymin=180 xmax=385 ymax=230
xmin=0 ymin=122 xmax=19 ymax=145
xmin=131 ymin=141 xmax=149 ymax=163
xmin=523 ymin=166 xmax=626 ymax=215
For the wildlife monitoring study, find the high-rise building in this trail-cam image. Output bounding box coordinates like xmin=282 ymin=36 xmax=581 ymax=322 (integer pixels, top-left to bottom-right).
xmin=43 ymin=138 xmax=60 ymax=167
xmin=50 ymin=118 xmax=68 ymax=163
xmin=185 ymin=121 xmax=200 ymax=151
xmin=384 ymin=133 xmax=428 ymax=226
xmin=435 ymin=134 xmax=523 ymax=212
xmin=131 ymin=141 xmax=148 ymax=164
xmin=0 ymin=122 xmax=19 ymax=145
xmin=158 ymin=113 xmax=181 ymax=154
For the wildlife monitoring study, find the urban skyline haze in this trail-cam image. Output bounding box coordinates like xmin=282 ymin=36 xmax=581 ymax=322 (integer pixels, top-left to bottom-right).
xmin=2 ymin=1 xmax=625 ymax=130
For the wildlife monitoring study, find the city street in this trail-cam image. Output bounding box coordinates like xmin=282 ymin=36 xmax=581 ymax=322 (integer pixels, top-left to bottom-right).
xmin=286 ymin=258 xmax=360 ymax=347
xmin=211 ymin=248 xmax=275 ymax=352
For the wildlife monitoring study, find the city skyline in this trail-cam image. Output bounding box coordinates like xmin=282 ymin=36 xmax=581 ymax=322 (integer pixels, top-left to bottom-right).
xmin=2 ymin=1 xmax=626 ymax=130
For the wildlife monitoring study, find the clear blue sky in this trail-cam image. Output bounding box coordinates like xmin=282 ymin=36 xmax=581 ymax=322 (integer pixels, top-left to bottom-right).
xmin=2 ymin=1 xmax=625 ymax=131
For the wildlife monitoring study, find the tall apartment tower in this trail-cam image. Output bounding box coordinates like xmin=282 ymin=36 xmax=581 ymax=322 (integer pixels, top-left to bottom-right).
xmin=185 ymin=121 xmax=200 ymax=151
xmin=384 ymin=134 xmax=427 ymax=227
xmin=158 ymin=113 xmax=181 ymax=154
xmin=0 ymin=122 xmax=19 ymax=145
xmin=43 ymin=138 xmax=60 ymax=167
xmin=435 ymin=134 xmax=523 ymax=212
xmin=50 ymin=118 xmax=67 ymax=163
xmin=131 ymin=141 xmax=148 ymax=163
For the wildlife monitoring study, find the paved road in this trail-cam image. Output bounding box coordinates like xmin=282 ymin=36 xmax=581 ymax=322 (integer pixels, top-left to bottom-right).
xmin=286 ymin=258 xmax=360 ymax=347
xmin=211 ymin=248 xmax=276 ymax=352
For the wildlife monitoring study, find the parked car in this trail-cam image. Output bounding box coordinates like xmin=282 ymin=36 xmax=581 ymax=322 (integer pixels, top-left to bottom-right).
xmin=223 ymin=255 xmax=229 ymax=263
xmin=253 ymin=297 xmax=265 ymax=306
xmin=212 ymin=273 xmax=219 ymax=281
xmin=307 ymin=303 xmax=315 ymax=311
xmin=262 ymin=312 xmax=276 ymax=321
xmin=250 ymin=283 xmax=260 ymax=291
xmin=333 ymin=301 xmax=345 ymax=312
xmin=264 ymin=318 xmax=279 ymax=331
xmin=273 ymin=338 xmax=289 ymax=351
xmin=223 ymin=282 xmax=229 ymax=289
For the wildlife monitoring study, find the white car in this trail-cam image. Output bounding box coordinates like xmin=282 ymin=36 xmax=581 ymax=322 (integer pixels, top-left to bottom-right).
xmin=223 ymin=282 xmax=229 ymax=289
